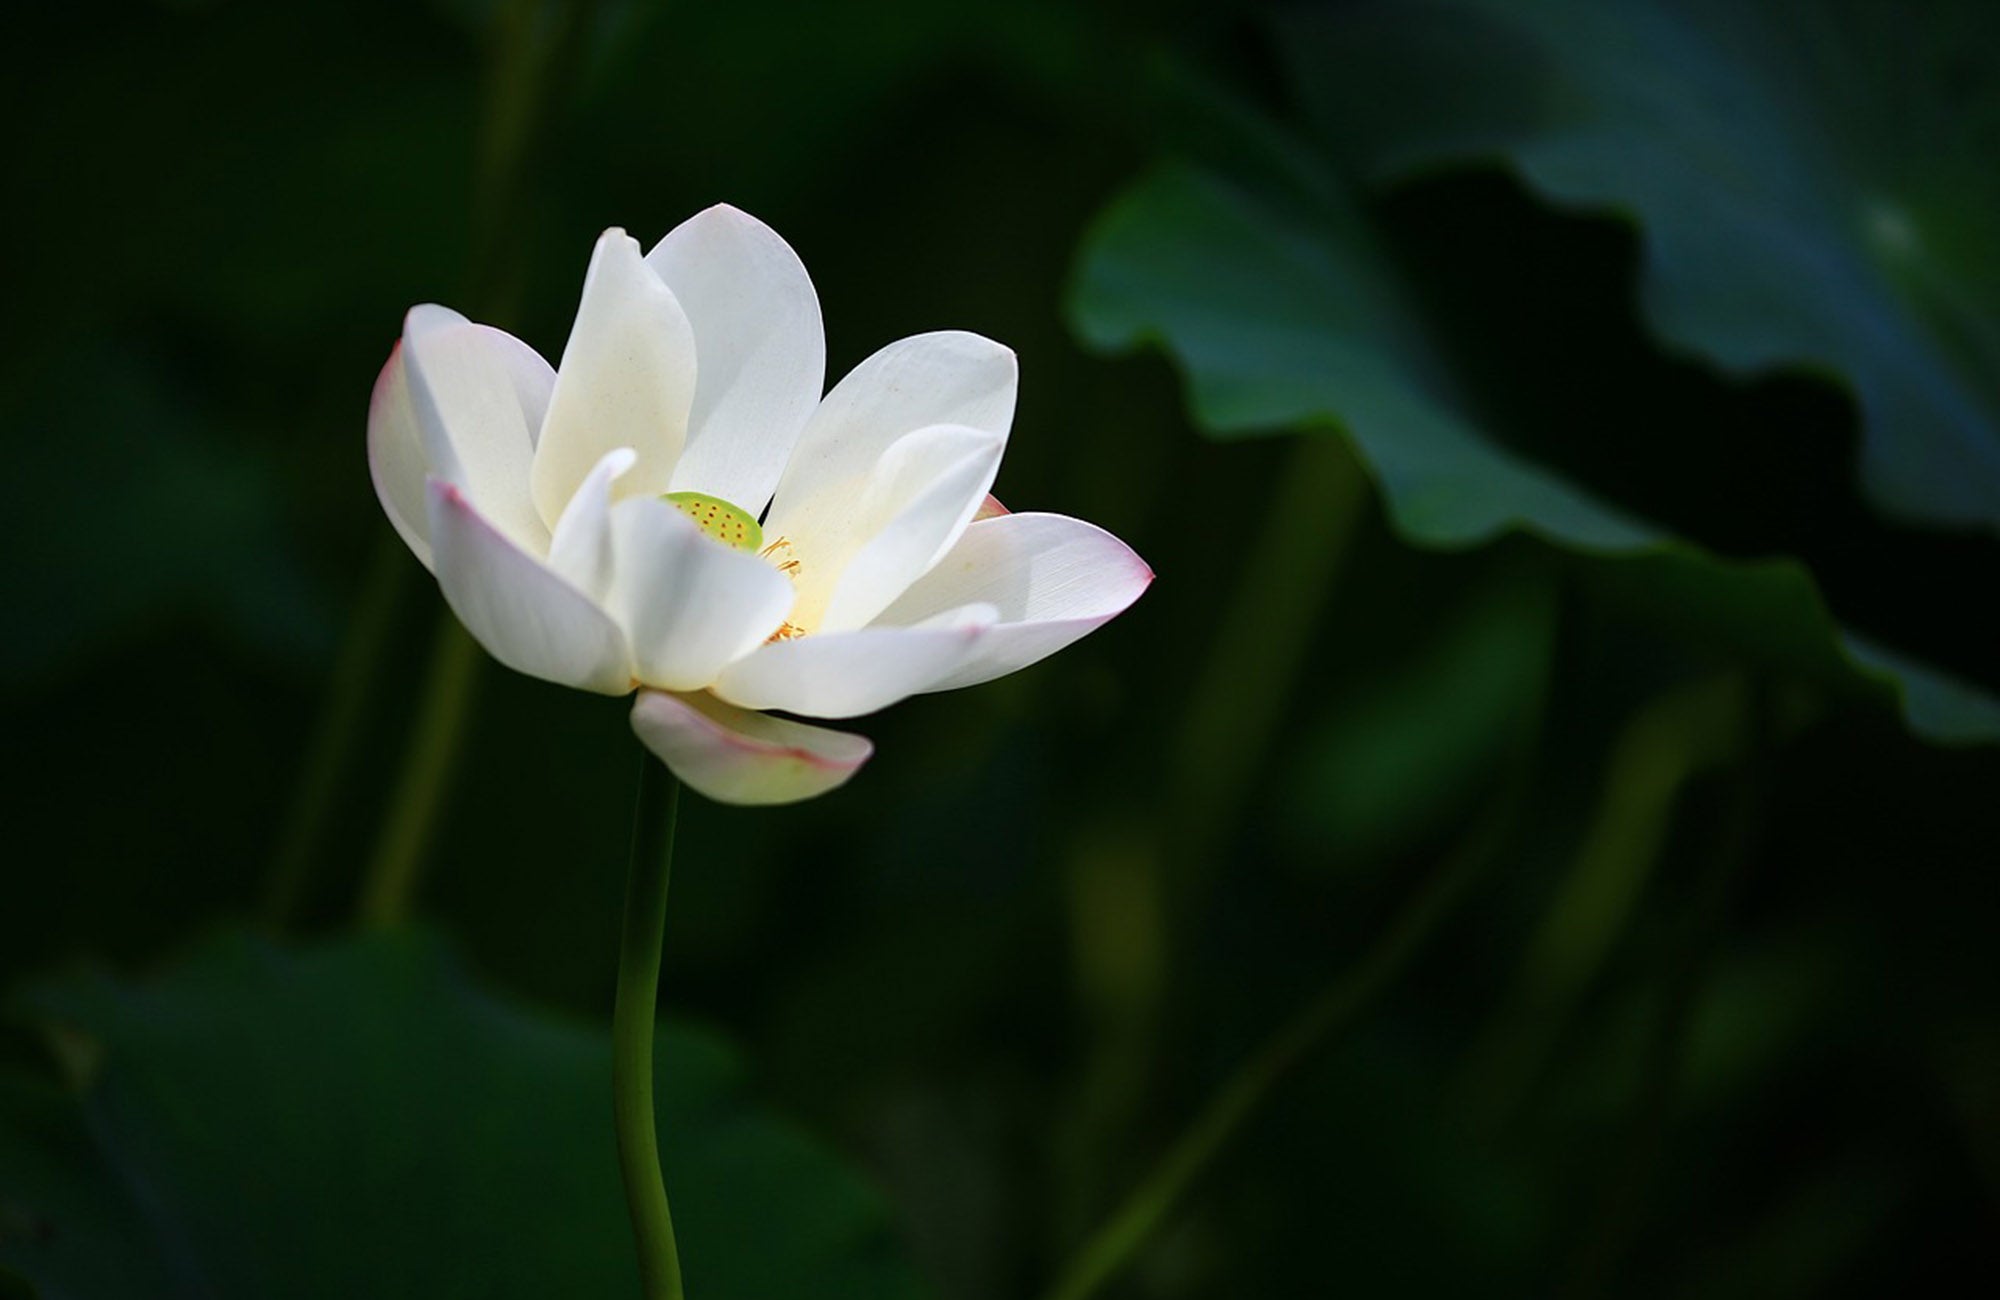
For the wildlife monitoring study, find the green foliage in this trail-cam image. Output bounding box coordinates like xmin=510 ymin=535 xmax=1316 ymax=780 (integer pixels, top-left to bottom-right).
xmin=1071 ymin=160 xmax=2000 ymax=744
xmin=0 ymin=930 xmax=924 ymax=1300
xmin=1286 ymin=571 xmax=1555 ymax=863
xmin=1276 ymin=0 xmax=2000 ymax=532
xmin=3 ymin=1 xmax=1997 ymax=1297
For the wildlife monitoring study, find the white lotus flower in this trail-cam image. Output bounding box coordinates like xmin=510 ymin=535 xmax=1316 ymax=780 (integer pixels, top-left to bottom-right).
xmin=368 ymin=206 xmax=1150 ymax=804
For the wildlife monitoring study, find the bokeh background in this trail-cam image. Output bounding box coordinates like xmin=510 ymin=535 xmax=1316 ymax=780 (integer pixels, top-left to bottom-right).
xmin=5 ymin=1 xmax=2000 ymax=1296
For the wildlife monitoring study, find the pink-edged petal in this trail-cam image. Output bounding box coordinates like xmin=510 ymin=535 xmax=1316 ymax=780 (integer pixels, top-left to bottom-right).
xmin=811 ymin=424 xmax=1005 ymax=633
xmin=875 ymin=512 xmax=1153 ymax=692
xmin=631 ymin=690 xmax=872 ymax=806
xmin=531 ymin=230 xmax=697 ymax=531
xmin=711 ymin=603 xmax=999 ymax=719
xmin=368 ymin=341 xmax=432 ymax=569
xmin=766 ymin=330 xmax=1016 ymax=528
xmin=605 ymin=496 xmax=797 ymax=691
xmin=426 ymin=477 xmax=633 ymax=694
xmin=403 ymin=305 xmax=554 ymax=551
xmin=646 ymin=205 xmax=825 ymax=512
xmin=973 ymin=493 xmax=1009 ymax=521
xmin=546 ymin=447 xmax=637 ymax=604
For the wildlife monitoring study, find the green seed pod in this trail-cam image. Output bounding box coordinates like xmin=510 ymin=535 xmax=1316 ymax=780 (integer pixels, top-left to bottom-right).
xmin=663 ymin=491 xmax=764 ymax=552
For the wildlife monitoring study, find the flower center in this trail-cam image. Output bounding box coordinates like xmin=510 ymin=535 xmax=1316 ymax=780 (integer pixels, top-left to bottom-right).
xmin=663 ymin=491 xmax=762 ymax=551
xmin=662 ymin=492 xmax=808 ymax=642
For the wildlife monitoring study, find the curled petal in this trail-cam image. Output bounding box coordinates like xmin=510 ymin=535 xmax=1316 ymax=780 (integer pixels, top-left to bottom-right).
xmin=605 ymin=497 xmax=797 ymax=691
xmin=427 ymin=478 xmax=633 ymax=694
xmin=876 ymin=512 xmax=1153 ymax=691
xmin=631 ymin=690 xmax=872 ymax=805
xmin=546 ymin=447 xmax=637 ymax=603
xmin=402 ymin=306 xmax=554 ymax=551
xmin=785 ymin=423 xmax=1005 ymax=635
xmin=712 ymin=604 xmax=998 ymax=719
xmin=767 ymin=330 xmax=1015 ymax=529
xmin=368 ymin=341 xmax=432 ymax=569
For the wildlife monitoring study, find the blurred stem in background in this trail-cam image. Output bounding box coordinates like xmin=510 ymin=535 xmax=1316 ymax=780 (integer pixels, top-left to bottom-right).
xmin=612 ymin=755 xmax=687 ymax=1300
xmin=1044 ymin=721 xmax=1540 ymax=1300
xmin=356 ymin=626 xmax=481 ymax=927
xmin=264 ymin=538 xmax=407 ymax=923
xmin=1057 ymin=434 xmax=1366 ymax=1226
xmin=1166 ymin=434 xmax=1367 ymax=883
xmin=290 ymin=0 xmax=597 ymax=929
xmin=1459 ymin=671 xmax=1752 ymax=1125
xmin=1563 ymin=679 xmax=1769 ymax=1298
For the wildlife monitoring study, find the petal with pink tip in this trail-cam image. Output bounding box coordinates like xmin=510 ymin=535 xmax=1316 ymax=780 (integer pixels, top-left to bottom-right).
xmin=631 ymin=690 xmax=872 ymax=805
xmin=874 ymin=512 xmax=1152 ymax=691
xmin=403 ymin=305 xmax=554 ymax=551
xmin=426 ymin=478 xmax=633 ymax=694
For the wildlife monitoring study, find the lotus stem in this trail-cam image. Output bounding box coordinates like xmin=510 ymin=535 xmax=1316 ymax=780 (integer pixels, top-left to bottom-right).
xmin=611 ymin=753 xmax=687 ymax=1300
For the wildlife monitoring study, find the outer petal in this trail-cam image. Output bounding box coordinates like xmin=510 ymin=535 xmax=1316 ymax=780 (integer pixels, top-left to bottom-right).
xmin=647 ymin=205 xmax=825 ymax=511
xmin=368 ymin=341 xmax=432 ymax=569
xmin=427 ymin=478 xmax=633 ymax=694
xmin=546 ymin=447 xmax=637 ymax=604
xmin=531 ymin=230 xmax=697 ymax=531
xmin=631 ymin=690 xmax=872 ymax=805
xmin=403 ymin=305 xmax=555 ymax=551
xmin=605 ymin=496 xmax=797 ymax=691
xmin=712 ymin=604 xmax=998 ymax=719
xmin=766 ymin=330 xmax=1016 ymax=531
xmin=876 ymin=512 xmax=1153 ymax=692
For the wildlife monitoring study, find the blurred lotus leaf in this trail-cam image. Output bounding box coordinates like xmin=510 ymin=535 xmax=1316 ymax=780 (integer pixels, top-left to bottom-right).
xmin=1070 ymin=157 xmax=2000 ymax=744
xmin=1275 ymin=0 xmax=2000 ymax=533
xmin=0 ymin=930 xmax=924 ymax=1300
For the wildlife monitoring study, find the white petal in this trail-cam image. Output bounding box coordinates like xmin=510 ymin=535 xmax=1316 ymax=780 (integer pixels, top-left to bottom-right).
xmin=767 ymin=330 xmax=1016 ymax=524
xmin=812 ymin=424 xmax=1005 ymax=633
xmin=406 ymin=306 xmax=556 ymax=444
xmin=367 ymin=341 xmax=433 ymax=569
xmin=605 ymin=496 xmax=797 ymax=691
xmin=876 ymin=512 xmax=1153 ymax=692
xmin=426 ymin=477 xmax=633 ymax=694
xmin=712 ymin=604 xmax=999 ymax=719
xmin=531 ymin=230 xmax=697 ymax=531
xmin=631 ymin=690 xmax=872 ymax=805
xmin=647 ymin=205 xmax=824 ymax=511
xmin=546 ymin=447 xmax=637 ymax=603
xmin=403 ymin=305 xmax=554 ymax=552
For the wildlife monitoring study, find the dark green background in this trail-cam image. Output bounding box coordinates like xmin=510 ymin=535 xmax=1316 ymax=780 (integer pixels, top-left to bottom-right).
xmin=4 ymin=1 xmax=1997 ymax=1295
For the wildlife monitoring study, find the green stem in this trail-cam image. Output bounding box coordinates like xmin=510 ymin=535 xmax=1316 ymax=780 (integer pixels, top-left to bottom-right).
xmin=350 ymin=0 xmax=598 ymax=927
xmin=265 ymin=535 xmax=407 ymax=927
xmin=1041 ymin=758 xmax=1525 ymax=1300
xmin=1055 ymin=437 xmax=1364 ymax=1227
xmin=1562 ymin=681 xmax=1767 ymax=1298
xmin=612 ymin=754 xmax=686 ymax=1300
xmin=1460 ymin=672 xmax=1746 ymax=1123
xmin=356 ymin=620 xmax=480 ymax=927
xmin=1168 ymin=435 xmax=1365 ymax=886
